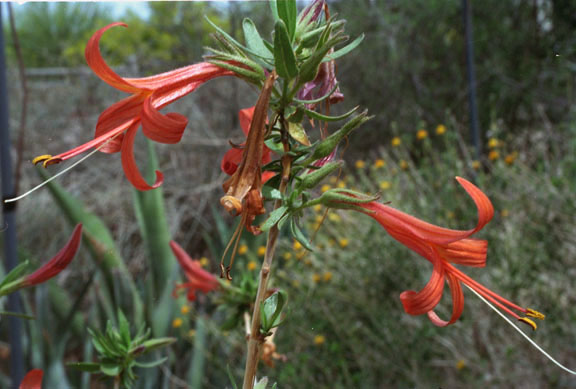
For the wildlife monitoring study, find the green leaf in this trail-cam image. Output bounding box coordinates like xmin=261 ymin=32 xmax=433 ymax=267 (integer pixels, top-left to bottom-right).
xmin=269 ymin=0 xmax=279 ymax=22
xmin=100 ymin=363 xmax=121 ymax=377
xmin=303 ymin=105 xmax=359 ymax=122
xmin=117 ymin=310 xmax=131 ymax=347
xmin=227 ymin=364 xmax=239 ymax=389
xmin=133 ymin=357 xmax=168 ymax=369
xmin=132 ymin=140 xmax=176 ymax=298
xmin=67 ymin=362 xmax=101 ymax=373
xmin=137 ymin=337 xmax=177 ymax=354
xmin=262 ymin=187 xmax=283 ymax=201
xmin=274 ymin=20 xmax=298 ymax=79
xmin=0 ymin=311 xmax=35 ymax=320
xmin=243 ymin=18 xmax=273 ymax=60
xmin=290 ymin=219 xmax=314 ymax=251
xmin=0 ymin=261 xmax=29 ymax=289
xmin=288 ymin=122 xmax=311 ymax=146
xmin=260 ymin=206 xmax=289 ymax=232
xmin=276 ymin=0 xmax=297 ymax=41
xmin=325 ymin=33 xmax=365 ymax=61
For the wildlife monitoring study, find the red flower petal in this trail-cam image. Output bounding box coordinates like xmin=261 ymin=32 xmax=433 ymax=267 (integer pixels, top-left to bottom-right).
xmin=94 ymin=94 xmax=146 ymax=153
xmin=427 ymin=272 xmax=464 ymax=327
xmin=24 ymin=225 xmax=82 ymax=286
xmin=141 ymin=96 xmax=187 ymax=144
xmin=239 ymin=106 xmax=256 ymax=136
xmin=120 ymin=122 xmax=163 ymax=191
xmin=221 ymin=147 xmax=244 ymax=175
xmin=399 ymin=249 xmax=445 ymax=315
xmin=19 ymin=369 xmax=43 ymax=389
xmin=85 ymin=23 xmax=141 ymax=94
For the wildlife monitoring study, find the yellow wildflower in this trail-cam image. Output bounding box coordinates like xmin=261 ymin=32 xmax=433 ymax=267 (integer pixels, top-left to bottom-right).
xmin=293 ymin=241 xmax=302 ymax=250
xmin=488 ymin=150 xmax=500 ymax=161
xmin=328 ymin=213 xmax=341 ymax=222
xmin=416 ymin=129 xmax=428 ymax=140
xmin=500 ymin=209 xmax=509 ymax=218
xmin=379 ymin=181 xmax=391 ymax=190
xmin=329 ymin=176 xmax=338 ymax=184
xmin=172 ymin=318 xmax=183 ymax=328
xmin=505 ymin=152 xmax=518 ymax=165
xmin=391 ymin=137 xmax=401 ymax=147
xmin=188 ymin=329 xmax=196 ymax=338
xmin=312 ymin=273 xmax=321 ymax=283
xmin=304 ymin=258 xmax=312 ymax=266
xmin=435 ymin=124 xmax=446 ymax=135
xmin=456 ymin=359 xmax=466 ymax=370
xmin=315 ymin=215 xmax=324 ymax=223
xmin=180 ymin=305 xmax=190 ymax=315
xmin=313 ymin=204 xmax=322 ymax=212
xmin=314 ymin=335 xmax=326 ymax=345
xmin=373 ymin=159 xmax=386 ymax=168
xmin=471 ymin=160 xmax=481 ymax=170
xmin=283 ymin=252 xmax=292 ymax=260
xmin=488 ymin=138 xmax=500 ymax=148
xmin=323 ymin=272 xmax=333 ymax=282
xmin=247 ymin=260 xmax=257 ymax=271
xmin=355 ymin=160 xmax=366 ymax=169
xmin=199 ymin=257 xmax=209 ymax=267
xmin=257 ymin=246 xmax=266 ymax=257
xmin=399 ymin=160 xmax=408 ymax=170
xmin=339 ymin=238 xmax=349 ymax=248
xmin=321 ymin=184 xmax=331 ymax=193
xmin=238 ymin=244 xmax=248 ymax=255
xmin=337 ymin=181 xmax=346 ymax=188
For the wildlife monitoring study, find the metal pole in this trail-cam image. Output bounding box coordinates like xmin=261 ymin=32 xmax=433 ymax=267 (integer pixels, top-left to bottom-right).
xmin=0 ymin=4 xmax=25 ymax=388
xmin=462 ymin=0 xmax=481 ymax=160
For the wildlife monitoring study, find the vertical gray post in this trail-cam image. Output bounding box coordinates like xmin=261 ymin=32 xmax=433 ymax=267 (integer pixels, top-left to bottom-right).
xmin=463 ymin=0 xmax=481 ymax=160
xmin=0 ymin=4 xmax=25 ymax=388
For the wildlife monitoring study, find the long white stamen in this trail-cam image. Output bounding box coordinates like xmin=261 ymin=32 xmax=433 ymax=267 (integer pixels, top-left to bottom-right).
xmin=467 ymin=284 xmax=576 ymax=375
xmin=4 ymin=146 xmax=103 ymax=203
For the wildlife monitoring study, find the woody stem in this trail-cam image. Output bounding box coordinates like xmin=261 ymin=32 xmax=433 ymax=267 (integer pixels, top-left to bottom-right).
xmin=242 ymin=154 xmax=292 ymax=389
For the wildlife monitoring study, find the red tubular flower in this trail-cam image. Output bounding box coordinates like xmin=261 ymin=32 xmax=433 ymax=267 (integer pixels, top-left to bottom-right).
xmin=221 ymin=106 xmax=274 ymax=183
xmin=22 ymin=224 xmax=83 ymax=287
xmin=338 ymin=177 xmax=544 ymax=329
xmin=19 ymin=369 xmax=43 ymax=389
xmin=33 ymin=22 xmax=235 ymax=190
xmin=170 ymin=241 xmax=219 ymax=301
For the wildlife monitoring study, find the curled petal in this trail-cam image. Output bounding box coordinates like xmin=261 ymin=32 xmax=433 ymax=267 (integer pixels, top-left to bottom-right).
xmin=362 ymin=178 xmax=494 ymax=245
xmin=221 ymin=147 xmax=244 ymax=175
xmin=85 ymin=22 xmax=141 ymax=94
xmin=141 ymin=96 xmax=187 ymax=144
xmin=440 ymin=238 xmax=487 ymax=267
xmin=427 ymin=272 xmax=464 ymax=327
xmin=94 ymin=94 xmax=146 ymax=153
xmin=23 ymin=225 xmax=82 ymax=286
xmin=19 ymin=369 xmax=43 ymax=389
xmin=120 ymin=122 xmax=163 ymax=191
xmin=399 ymin=250 xmax=445 ymax=316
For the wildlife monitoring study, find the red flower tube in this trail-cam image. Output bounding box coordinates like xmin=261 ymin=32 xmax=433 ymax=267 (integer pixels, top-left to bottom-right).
xmin=170 ymin=241 xmax=219 ymax=301
xmin=22 ymin=224 xmax=83 ymax=287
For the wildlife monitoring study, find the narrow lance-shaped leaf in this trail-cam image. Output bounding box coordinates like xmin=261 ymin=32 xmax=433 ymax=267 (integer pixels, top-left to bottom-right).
xmin=273 ymin=20 xmax=298 ymax=79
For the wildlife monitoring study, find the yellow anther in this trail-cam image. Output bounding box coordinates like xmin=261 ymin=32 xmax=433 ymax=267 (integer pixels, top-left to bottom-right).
xmin=518 ymin=317 xmax=537 ymax=331
xmin=32 ymin=154 xmax=52 ymax=165
xmin=526 ymin=308 xmax=545 ymax=320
